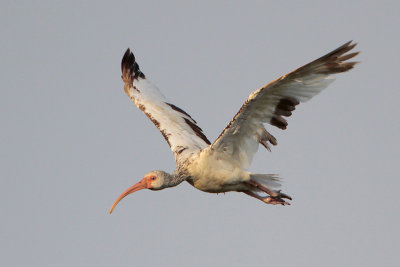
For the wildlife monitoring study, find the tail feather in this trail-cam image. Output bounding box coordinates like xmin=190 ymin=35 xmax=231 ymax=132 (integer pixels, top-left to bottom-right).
xmin=250 ymin=174 xmax=281 ymax=190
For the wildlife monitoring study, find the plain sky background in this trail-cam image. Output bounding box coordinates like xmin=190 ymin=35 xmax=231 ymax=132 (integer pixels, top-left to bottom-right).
xmin=1 ymin=1 xmax=399 ymax=266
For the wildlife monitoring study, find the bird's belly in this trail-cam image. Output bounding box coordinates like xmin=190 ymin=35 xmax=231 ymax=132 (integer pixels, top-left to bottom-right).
xmin=186 ymin=153 xmax=250 ymax=193
xmin=189 ymin=176 xmax=248 ymax=193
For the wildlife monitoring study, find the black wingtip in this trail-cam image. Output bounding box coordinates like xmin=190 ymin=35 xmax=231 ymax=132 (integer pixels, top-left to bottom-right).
xmin=304 ymin=40 xmax=360 ymax=75
xmin=121 ymin=48 xmax=134 ymax=73
xmin=121 ymin=48 xmax=145 ymax=82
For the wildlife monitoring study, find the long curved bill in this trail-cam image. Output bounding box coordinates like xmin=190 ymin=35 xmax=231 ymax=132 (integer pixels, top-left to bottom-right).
xmin=109 ymin=178 xmax=147 ymax=214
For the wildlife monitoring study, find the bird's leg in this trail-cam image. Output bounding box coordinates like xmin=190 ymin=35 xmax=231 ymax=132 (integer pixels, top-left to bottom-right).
xmin=242 ymin=190 xmax=290 ymax=205
xmin=244 ymin=180 xmax=292 ymax=205
xmin=245 ymin=180 xmax=292 ymax=199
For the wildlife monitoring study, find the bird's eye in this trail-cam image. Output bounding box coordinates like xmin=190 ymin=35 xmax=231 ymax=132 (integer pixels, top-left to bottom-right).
xmin=151 ymin=176 xmax=156 ymax=180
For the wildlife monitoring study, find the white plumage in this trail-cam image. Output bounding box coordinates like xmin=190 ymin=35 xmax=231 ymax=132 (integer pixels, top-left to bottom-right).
xmin=123 ymin=78 xmax=210 ymax=164
xmin=109 ymin=41 xmax=359 ymax=213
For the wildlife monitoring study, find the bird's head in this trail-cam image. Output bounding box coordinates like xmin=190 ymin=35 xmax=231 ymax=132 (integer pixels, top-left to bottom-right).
xmin=109 ymin=170 xmax=171 ymax=214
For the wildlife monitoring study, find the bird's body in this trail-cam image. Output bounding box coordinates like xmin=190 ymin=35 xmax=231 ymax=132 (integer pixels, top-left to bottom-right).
xmin=109 ymin=41 xmax=359 ymax=213
xmin=184 ymin=148 xmax=251 ymax=193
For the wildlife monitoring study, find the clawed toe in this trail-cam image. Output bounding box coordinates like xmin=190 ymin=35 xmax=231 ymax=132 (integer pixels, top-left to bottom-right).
xmin=264 ymin=196 xmax=291 ymax=206
xmin=275 ymin=190 xmax=292 ymax=200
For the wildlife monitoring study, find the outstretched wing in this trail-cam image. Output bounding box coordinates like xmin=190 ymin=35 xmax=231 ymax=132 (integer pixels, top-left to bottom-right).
xmin=121 ymin=49 xmax=211 ymax=163
xmin=211 ymin=41 xmax=359 ymax=169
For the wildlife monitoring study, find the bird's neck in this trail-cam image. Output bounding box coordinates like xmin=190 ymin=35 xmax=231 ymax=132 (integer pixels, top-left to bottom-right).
xmin=166 ymin=172 xmax=186 ymax=188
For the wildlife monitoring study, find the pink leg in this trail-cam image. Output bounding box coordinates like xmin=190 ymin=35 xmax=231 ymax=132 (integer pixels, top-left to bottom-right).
xmin=242 ymin=191 xmax=290 ymax=205
xmin=243 ymin=180 xmax=292 ymax=205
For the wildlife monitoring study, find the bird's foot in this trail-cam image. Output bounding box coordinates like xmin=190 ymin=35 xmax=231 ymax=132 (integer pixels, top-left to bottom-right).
xmin=242 ymin=190 xmax=292 ymax=205
xmin=245 ymin=180 xmax=292 ymax=204
xmin=272 ymin=190 xmax=292 ymax=200
xmin=246 ymin=180 xmax=292 ymax=199
xmin=264 ymin=190 xmax=292 ymax=205
xmin=263 ymin=196 xmax=291 ymax=206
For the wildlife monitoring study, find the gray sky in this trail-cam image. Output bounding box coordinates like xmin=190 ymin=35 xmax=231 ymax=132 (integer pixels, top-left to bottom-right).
xmin=1 ymin=1 xmax=399 ymax=266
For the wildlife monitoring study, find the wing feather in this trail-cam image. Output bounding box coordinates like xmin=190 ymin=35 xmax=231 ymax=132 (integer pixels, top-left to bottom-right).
xmin=211 ymin=41 xmax=359 ymax=169
xmin=121 ymin=49 xmax=210 ymax=163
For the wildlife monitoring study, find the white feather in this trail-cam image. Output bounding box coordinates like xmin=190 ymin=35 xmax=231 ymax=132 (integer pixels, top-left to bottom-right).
xmin=211 ymin=42 xmax=358 ymax=170
xmin=125 ymin=77 xmax=210 ymax=164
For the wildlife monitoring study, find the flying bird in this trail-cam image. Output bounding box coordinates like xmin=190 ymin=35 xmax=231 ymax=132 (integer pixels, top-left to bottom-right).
xmin=109 ymin=41 xmax=359 ymax=213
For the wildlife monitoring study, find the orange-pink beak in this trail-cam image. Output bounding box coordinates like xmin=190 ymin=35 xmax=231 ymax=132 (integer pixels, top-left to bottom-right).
xmin=109 ymin=178 xmax=148 ymax=214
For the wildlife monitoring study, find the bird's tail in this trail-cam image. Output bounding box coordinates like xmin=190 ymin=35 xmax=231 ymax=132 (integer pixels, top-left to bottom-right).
xmin=249 ymin=174 xmax=281 ymax=190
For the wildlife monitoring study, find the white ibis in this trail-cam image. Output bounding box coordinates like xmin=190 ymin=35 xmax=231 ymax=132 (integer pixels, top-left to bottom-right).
xmin=109 ymin=41 xmax=359 ymax=213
